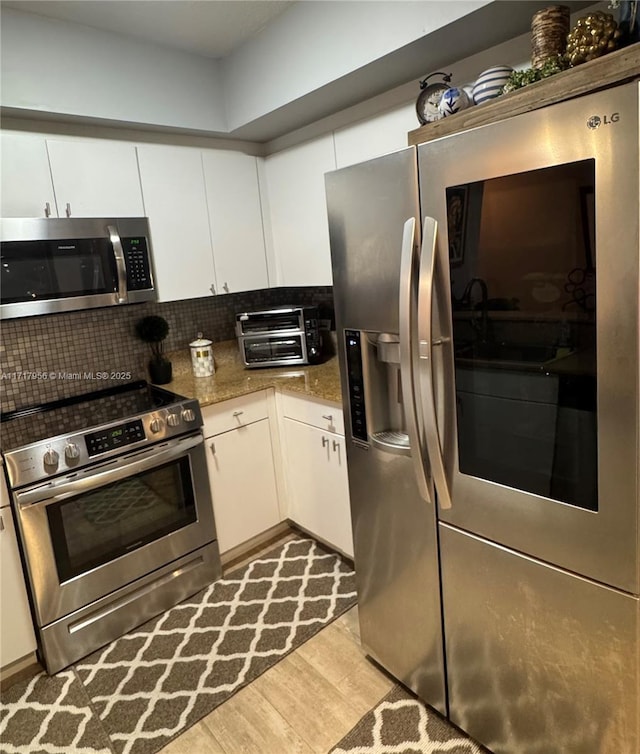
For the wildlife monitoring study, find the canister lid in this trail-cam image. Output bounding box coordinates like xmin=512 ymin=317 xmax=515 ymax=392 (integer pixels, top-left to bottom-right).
xmin=189 ymin=332 xmax=212 ymax=348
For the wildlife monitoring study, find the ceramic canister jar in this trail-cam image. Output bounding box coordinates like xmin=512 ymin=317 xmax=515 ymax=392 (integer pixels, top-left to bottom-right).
xmin=189 ymin=333 xmax=215 ymax=377
xmin=471 ymin=65 xmax=514 ymax=105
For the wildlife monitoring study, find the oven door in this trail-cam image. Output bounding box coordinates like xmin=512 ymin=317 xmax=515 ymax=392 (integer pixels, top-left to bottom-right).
xmin=13 ymin=433 xmax=216 ymax=627
xmin=417 ymin=81 xmax=639 ymax=593
xmin=240 ymin=333 xmax=307 ymax=367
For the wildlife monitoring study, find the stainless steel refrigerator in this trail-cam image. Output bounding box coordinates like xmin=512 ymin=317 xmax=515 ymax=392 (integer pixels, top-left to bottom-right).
xmin=326 ymin=81 xmax=639 ymax=754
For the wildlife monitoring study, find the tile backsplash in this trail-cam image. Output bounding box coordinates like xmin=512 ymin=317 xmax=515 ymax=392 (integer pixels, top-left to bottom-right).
xmin=0 ymin=286 xmax=334 ymax=413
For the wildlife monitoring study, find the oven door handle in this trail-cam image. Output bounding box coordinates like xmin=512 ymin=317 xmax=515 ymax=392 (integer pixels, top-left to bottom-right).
xmin=15 ymin=434 xmax=204 ymax=508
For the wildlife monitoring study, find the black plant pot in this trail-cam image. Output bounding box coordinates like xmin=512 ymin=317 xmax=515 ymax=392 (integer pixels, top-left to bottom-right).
xmin=148 ymin=358 xmax=172 ymax=385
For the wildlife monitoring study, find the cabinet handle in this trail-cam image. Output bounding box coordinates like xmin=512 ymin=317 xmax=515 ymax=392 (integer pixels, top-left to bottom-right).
xmin=210 ymin=284 xmax=216 ymax=295
xmin=0 ymin=514 xmax=4 ymax=531
xmin=322 ymin=414 xmax=333 ymax=422
xmin=233 ymin=411 xmax=244 ymax=418
xmin=322 ymin=436 xmax=329 ymax=448
xmin=332 ymin=440 xmax=340 ymax=452
xmin=44 ymin=202 xmax=51 ymax=217
xmin=209 ymin=441 xmax=216 ymax=456
xmin=65 ymin=202 xmax=72 ymax=217
xmin=223 ymin=282 xmax=230 ymax=293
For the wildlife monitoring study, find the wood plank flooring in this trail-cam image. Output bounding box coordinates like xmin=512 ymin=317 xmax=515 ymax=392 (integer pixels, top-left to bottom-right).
xmin=159 ymin=537 xmax=395 ymax=753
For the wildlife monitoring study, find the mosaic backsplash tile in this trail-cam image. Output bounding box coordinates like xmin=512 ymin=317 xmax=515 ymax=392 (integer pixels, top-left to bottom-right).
xmin=0 ymin=286 xmax=334 ymax=413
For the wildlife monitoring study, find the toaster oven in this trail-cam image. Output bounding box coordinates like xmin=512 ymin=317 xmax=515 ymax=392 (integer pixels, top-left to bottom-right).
xmin=236 ymin=306 xmax=322 ymax=368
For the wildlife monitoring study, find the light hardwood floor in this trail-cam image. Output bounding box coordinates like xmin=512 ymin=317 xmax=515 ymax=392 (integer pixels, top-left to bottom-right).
xmin=159 ymin=537 xmax=395 ymax=754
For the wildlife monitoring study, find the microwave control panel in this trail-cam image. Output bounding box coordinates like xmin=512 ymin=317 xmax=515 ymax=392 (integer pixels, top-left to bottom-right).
xmin=122 ymin=237 xmax=153 ymax=290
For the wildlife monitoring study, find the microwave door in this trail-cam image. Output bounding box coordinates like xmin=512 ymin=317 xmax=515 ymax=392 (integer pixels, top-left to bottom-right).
xmin=417 ymin=81 xmax=639 ymax=594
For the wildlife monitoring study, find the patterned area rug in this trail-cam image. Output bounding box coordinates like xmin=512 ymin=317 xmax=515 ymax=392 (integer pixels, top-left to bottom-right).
xmin=0 ymin=671 xmax=111 ymax=754
xmin=330 ymin=686 xmax=489 ymax=754
xmin=1 ymin=537 xmax=356 ymax=754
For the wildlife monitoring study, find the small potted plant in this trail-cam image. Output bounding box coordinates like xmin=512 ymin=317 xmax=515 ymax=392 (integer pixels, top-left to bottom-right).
xmin=135 ymin=314 xmax=172 ymax=385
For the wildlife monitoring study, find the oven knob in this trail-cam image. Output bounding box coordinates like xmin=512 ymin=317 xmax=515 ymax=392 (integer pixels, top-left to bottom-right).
xmin=43 ymin=448 xmax=59 ymax=466
xmin=64 ymin=442 xmax=80 ymax=460
xmin=182 ymin=408 xmax=196 ymax=423
xmin=149 ymin=418 xmax=164 ymax=434
xmin=166 ymin=413 xmax=181 ymax=427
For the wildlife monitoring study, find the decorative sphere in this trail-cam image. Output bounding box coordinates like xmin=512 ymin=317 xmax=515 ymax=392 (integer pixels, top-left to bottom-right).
xmin=438 ymin=87 xmax=472 ymax=117
xmin=472 ymin=65 xmax=513 ymax=105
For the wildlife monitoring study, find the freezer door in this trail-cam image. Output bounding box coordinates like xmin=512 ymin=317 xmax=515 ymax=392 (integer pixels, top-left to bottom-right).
xmin=326 ymin=147 xmax=420 ymax=334
xmin=440 ymin=524 xmax=639 ymax=754
xmin=326 ymin=149 xmax=446 ymax=712
xmin=418 ymin=81 xmax=640 ymax=593
xmin=347 ymin=442 xmax=446 ymax=714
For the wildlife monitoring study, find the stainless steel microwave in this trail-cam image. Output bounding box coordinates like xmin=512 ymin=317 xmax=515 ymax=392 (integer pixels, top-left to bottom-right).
xmin=0 ymin=217 xmax=157 ymax=319
xmin=236 ymin=306 xmax=322 ymax=368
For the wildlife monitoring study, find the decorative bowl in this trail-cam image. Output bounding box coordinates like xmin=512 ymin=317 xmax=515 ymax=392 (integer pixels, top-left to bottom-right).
xmin=438 ymin=87 xmax=472 ymax=117
xmin=472 ymin=65 xmax=513 ymax=105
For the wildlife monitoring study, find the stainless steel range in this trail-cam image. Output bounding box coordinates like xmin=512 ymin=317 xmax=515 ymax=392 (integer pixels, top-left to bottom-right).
xmin=1 ymin=381 xmax=221 ymax=674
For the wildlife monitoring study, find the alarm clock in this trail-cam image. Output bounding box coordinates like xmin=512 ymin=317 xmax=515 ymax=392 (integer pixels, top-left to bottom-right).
xmin=415 ymin=71 xmax=453 ymax=125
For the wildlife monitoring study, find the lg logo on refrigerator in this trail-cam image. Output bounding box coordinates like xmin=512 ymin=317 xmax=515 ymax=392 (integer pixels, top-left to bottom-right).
xmin=587 ymin=113 xmax=620 ymax=129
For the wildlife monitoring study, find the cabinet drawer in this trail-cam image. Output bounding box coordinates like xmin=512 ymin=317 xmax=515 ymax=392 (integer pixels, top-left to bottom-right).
xmin=280 ymin=392 xmax=344 ymax=435
xmin=202 ymin=391 xmax=269 ymax=437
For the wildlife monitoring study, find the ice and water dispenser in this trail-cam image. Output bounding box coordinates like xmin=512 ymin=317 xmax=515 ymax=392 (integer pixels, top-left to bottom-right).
xmin=345 ymin=329 xmax=411 ymax=454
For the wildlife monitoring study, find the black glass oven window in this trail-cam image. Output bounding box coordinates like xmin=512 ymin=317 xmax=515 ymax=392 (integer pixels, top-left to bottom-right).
xmin=47 ymin=458 xmax=196 ymax=583
xmin=447 ymin=159 xmax=597 ymax=511
xmin=0 ymin=238 xmax=116 ymax=303
xmin=244 ymin=336 xmax=303 ymax=363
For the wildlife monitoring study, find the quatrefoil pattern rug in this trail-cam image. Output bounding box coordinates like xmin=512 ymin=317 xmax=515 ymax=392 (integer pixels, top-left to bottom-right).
xmin=1 ymin=537 xmax=357 ymax=754
xmin=331 ymin=686 xmax=488 ymax=754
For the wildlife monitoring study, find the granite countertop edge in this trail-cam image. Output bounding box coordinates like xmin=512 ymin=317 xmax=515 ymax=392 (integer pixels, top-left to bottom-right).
xmin=161 ymin=339 xmax=344 ymax=408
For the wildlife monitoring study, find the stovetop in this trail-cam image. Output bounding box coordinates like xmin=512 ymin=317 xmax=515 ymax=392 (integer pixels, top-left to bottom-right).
xmin=1 ymin=381 xmax=203 ymax=489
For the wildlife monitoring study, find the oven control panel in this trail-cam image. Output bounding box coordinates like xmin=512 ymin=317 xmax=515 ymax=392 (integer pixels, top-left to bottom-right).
xmin=85 ymin=419 xmax=146 ymax=457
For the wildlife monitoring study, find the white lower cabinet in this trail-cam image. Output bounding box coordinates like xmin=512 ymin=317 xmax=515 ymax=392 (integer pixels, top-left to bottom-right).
xmin=280 ymin=395 xmax=353 ymax=558
xmin=1 ymin=474 xmax=37 ymax=670
xmin=202 ymin=392 xmax=281 ymax=555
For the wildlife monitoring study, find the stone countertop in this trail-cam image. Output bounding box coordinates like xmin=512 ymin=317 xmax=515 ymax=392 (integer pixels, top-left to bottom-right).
xmin=162 ymin=340 xmax=344 ymax=407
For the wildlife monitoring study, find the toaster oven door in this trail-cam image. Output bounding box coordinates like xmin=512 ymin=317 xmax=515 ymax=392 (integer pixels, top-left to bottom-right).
xmin=240 ymin=334 xmax=307 ymax=367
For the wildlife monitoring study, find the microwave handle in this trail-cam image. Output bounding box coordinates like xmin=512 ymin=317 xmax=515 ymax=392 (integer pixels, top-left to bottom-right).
xmin=107 ymin=224 xmax=128 ymax=304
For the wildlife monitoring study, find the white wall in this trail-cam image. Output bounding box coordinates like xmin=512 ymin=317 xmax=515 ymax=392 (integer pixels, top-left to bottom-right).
xmin=0 ymin=8 xmax=227 ymax=133
xmin=221 ymin=1 xmax=489 ymax=131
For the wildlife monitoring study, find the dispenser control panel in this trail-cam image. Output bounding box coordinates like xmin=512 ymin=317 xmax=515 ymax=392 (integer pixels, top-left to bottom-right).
xmin=345 ymin=329 xmax=368 ymax=443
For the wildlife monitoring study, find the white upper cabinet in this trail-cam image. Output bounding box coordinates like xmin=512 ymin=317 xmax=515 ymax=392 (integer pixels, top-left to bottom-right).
xmin=263 ymin=134 xmax=336 ymax=287
xmin=202 ymin=150 xmax=268 ymax=294
xmin=1 ymin=131 xmax=57 ymax=218
xmin=333 ymin=103 xmax=417 ymax=168
xmin=46 ymin=138 xmax=144 ymax=217
xmin=137 ymin=144 xmax=217 ymax=302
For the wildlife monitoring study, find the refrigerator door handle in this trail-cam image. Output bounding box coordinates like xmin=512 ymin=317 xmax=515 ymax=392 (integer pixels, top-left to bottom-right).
xmin=399 ymin=217 xmax=432 ymax=504
xmin=417 ymin=216 xmax=453 ymax=510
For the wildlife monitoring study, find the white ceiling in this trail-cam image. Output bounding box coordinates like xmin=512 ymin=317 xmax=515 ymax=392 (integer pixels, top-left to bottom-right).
xmin=1 ymin=0 xmax=296 ymax=59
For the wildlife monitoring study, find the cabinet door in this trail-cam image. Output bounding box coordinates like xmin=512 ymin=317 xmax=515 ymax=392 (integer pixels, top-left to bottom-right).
xmin=46 ymin=139 xmax=144 ymax=217
xmin=263 ymin=134 xmax=336 ymax=287
xmin=1 ymin=132 xmax=57 ymax=217
xmin=1 ymin=507 xmax=37 ymax=667
xmin=137 ymin=145 xmax=217 ymax=302
xmin=202 ymin=150 xmax=268 ymax=293
xmin=283 ymin=418 xmax=353 ymax=557
xmin=334 ymin=104 xmax=417 ymax=168
xmin=205 ymin=419 xmax=280 ymax=554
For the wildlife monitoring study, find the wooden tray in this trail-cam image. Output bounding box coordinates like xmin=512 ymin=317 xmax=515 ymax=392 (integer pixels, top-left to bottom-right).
xmin=407 ymin=43 xmax=640 ymax=146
